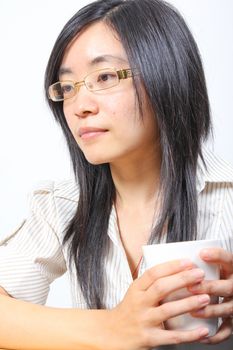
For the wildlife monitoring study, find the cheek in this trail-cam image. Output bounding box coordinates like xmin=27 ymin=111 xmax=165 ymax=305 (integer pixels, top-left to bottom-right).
xmin=65 ymin=115 xmax=73 ymax=130
xmin=104 ymin=86 xmax=137 ymax=115
xmin=63 ymin=107 xmax=76 ymax=135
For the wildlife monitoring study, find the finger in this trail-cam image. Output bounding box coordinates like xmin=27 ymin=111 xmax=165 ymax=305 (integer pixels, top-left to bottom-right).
xmin=200 ymin=318 xmax=233 ymax=344
xmin=150 ymin=294 xmax=210 ymax=324
xmin=188 ymin=279 xmax=233 ymax=298
xmin=135 ymin=259 xmax=194 ymax=290
xmin=145 ymin=268 xmax=206 ymax=304
xmin=148 ymin=326 xmax=210 ymax=346
xmin=200 ymin=248 xmax=233 ymax=275
xmin=191 ymin=298 xmax=233 ymax=319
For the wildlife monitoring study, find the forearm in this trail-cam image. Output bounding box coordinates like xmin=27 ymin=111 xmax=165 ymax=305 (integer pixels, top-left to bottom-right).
xmin=0 ymin=261 xmax=214 ymax=350
xmin=0 ymin=295 xmax=113 ymax=350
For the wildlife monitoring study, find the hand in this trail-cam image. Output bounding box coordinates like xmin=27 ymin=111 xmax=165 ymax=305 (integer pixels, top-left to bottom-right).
xmin=188 ymin=247 xmax=233 ymax=344
xmin=110 ymin=259 xmax=211 ymax=350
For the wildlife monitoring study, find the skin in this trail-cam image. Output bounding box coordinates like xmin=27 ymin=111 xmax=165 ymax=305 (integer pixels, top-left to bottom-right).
xmin=0 ymin=21 xmax=232 ymax=349
xmin=189 ymin=248 xmax=233 ymax=344
xmin=61 ymin=23 xmax=160 ymax=168
xmin=0 ymin=261 xmax=212 ymax=349
xmin=61 ymin=21 xmax=161 ymax=276
xmin=61 ymin=20 xmax=233 ymax=343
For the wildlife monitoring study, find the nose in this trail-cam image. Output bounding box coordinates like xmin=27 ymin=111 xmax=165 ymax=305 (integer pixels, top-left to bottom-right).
xmin=72 ymin=85 xmax=99 ymax=118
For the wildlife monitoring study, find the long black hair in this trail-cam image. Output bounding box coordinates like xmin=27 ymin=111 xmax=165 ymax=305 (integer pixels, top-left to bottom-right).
xmin=44 ymin=0 xmax=211 ymax=309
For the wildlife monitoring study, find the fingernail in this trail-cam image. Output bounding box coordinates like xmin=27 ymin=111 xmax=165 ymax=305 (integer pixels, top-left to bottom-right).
xmin=191 ymin=268 xmax=205 ymax=279
xmin=180 ymin=259 xmax=193 ymax=267
xmin=200 ymin=338 xmax=210 ymax=343
xmin=198 ymin=295 xmax=210 ymax=305
xmin=193 ymin=308 xmax=205 ymax=315
xmin=201 ymin=249 xmax=211 ymax=259
xmin=199 ymin=328 xmax=209 ymax=337
xmin=189 ymin=283 xmax=202 ymax=292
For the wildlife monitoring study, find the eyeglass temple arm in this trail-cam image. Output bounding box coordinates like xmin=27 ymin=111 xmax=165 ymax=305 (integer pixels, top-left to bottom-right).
xmin=117 ymin=69 xmax=133 ymax=79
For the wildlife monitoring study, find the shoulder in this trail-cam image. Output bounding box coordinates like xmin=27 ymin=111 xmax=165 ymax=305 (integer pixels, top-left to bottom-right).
xmin=202 ymin=147 xmax=233 ymax=183
xmin=28 ymin=178 xmax=79 ymax=221
xmin=31 ymin=178 xmax=79 ymax=203
xmin=197 ymin=147 xmax=233 ymax=217
xmin=197 ymin=146 xmax=233 ymax=193
xmin=197 ymin=148 xmax=233 ymax=243
xmin=26 ymin=178 xmax=79 ymax=232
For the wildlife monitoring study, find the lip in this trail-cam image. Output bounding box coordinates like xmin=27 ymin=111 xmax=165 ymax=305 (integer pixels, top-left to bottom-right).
xmin=78 ymin=127 xmax=108 ymax=140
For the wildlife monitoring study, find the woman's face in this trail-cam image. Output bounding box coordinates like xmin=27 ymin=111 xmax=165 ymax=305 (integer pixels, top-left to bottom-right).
xmin=61 ymin=21 xmax=159 ymax=165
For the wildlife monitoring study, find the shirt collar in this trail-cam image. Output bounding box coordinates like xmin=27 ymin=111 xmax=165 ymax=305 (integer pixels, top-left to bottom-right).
xmin=108 ymin=204 xmax=123 ymax=247
xmin=107 ymin=146 xmax=233 ymax=244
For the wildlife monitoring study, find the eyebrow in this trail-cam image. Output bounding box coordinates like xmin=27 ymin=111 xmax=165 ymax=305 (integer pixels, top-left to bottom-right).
xmin=59 ymin=54 xmax=128 ymax=77
xmin=90 ymin=54 xmax=128 ymax=65
xmin=58 ymin=67 xmax=73 ymax=76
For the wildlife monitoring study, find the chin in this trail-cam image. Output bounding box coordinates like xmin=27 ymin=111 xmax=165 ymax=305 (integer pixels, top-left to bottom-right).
xmin=87 ymin=160 xmax=106 ymax=165
xmin=82 ymin=149 xmax=121 ymax=166
xmin=84 ymin=154 xmax=109 ymax=165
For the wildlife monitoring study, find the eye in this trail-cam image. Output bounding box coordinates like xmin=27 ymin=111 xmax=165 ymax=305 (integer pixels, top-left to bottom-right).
xmin=61 ymin=83 xmax=74 ymax=94
xmin=97 ymin=72 xmax=117 ymax=83
xmin=86 ymin=70 xmax=119 ymax=91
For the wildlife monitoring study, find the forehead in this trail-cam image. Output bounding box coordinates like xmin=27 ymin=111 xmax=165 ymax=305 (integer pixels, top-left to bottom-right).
xmin=60 ymin=21 xmax=128 ymax=75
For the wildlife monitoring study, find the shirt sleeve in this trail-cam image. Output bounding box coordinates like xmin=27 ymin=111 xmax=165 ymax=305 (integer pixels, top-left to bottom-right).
xmin=0 ymin=182 xmax=67 ymax=304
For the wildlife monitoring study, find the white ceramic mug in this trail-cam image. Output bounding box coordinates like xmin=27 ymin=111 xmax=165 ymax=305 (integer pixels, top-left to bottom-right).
xmin=142 ymin=239 xmax=222 ymax=336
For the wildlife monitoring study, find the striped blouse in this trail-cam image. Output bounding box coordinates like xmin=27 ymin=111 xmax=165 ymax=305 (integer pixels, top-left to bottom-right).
xmin=0 ymin=146 xmax=233 ymax=314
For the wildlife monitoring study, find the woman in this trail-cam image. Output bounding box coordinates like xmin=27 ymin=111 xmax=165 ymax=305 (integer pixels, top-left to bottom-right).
xmin=0 ymin=0 xmax=232 ymax=349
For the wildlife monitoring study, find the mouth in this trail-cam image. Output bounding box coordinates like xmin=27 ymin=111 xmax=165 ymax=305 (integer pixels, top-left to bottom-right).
xmin=78 ymin=127 xmax=108 ymax=140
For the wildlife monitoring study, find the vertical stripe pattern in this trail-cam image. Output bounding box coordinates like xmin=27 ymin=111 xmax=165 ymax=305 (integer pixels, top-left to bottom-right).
xmin=0 ymin=147 xmax=232 ymax=315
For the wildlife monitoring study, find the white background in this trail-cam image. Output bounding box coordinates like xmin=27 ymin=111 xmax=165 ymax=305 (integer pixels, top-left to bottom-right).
xmin=0 ymin=0 xmax=232 ymax=308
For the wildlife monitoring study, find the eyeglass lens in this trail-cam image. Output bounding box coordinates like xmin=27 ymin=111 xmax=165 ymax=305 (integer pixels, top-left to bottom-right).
xmin=49 ymin=68 xmax=130 ymax=101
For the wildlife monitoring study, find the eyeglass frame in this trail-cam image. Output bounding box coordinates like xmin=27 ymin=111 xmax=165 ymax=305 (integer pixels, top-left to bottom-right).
xmin=48 ymin=67 xmax=134 ymax=102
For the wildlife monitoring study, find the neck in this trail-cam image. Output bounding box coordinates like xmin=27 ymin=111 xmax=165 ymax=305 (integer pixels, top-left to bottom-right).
xmin=110 ymin=147 xmax=161 ymax=210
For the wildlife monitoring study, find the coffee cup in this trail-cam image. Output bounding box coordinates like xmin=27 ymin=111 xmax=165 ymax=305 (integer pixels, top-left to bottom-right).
xmin=142 ymin=239 xmax=222 ymax=336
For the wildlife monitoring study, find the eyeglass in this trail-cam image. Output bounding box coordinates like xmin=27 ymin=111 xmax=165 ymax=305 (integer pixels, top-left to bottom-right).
xmin=48 ymin=67 xmax=133 ymax=102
